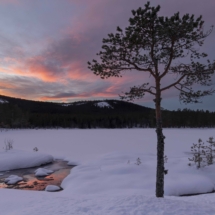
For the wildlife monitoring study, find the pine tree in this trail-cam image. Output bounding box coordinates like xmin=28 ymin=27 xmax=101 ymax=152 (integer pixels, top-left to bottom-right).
xmin=188 ymin=139 xmax=207 ymax=168
xmin=88 ymin=2 xmax=215 ymax=197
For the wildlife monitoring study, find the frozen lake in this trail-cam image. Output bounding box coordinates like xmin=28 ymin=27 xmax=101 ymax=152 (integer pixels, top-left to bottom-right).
xmin=0 ymin=128 xmax=214 ymax=163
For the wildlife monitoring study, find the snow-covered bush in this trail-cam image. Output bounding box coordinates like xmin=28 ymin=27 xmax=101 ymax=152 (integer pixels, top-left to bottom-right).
xmin=188 ymin=137 xmax=215 ymax=168
xmin=188 ymin=139 xmax=207 ymax=168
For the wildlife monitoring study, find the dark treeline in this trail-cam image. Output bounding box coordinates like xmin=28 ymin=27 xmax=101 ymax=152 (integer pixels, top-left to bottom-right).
xmin=0 ymin=95 xmax=214 ymax=128
xmin=162 ymin=109 xmax=215 ymax=128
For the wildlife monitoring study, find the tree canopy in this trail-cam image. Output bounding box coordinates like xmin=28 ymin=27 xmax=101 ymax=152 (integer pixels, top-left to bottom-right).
xmin=88 ymin=2 xmax=215 ymax=197
xmin=88 ymin=2 xmax=215 ymax=103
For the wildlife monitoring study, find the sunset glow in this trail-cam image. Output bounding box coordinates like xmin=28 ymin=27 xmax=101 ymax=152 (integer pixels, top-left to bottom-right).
xmin=0 ymin=0 xmax=214 ymax=110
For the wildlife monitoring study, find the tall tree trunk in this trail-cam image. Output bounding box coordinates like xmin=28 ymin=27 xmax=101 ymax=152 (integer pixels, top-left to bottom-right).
xmin=155 ymin=85 xmax=165 ymax=197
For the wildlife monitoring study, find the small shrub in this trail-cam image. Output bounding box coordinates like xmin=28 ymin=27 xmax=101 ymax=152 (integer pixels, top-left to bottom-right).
xmin=33 ymin=147 xmax=38 ymax=152
xmin=188 ymin=139 xmax=207 ymax=169
xmin=135 ymin=157 xmax=141 ymax=165
xmin=188 ymin=137 xmax=215 ymax=169
xmin=4 ymin=139 xmax=13 ymax=151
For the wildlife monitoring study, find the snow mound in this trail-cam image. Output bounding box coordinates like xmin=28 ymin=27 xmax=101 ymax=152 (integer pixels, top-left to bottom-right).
xmin=35 ymin=168 xmax=53 ymax=177
xmin=61 ymin=152 xmax=156 ymax=196
xmin=95 ymin=101 xmax=113 ymax=108
xmin=0 ymin=149 xmax=54 ymax=171
xmin=62 ymin=151 xmax=215 ymax=197
xmin=4 ymin=175 xmax=23 ymax=185
xmin=45 ymin=185 xmax=61 ymax=192
xmin=165 ymin=173 xmax=214 ymax=196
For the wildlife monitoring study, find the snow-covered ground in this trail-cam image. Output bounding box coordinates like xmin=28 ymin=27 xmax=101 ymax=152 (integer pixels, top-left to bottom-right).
xmin=0 ymin=98 xmax=8 ymax=103
xmin=95 ymin=101 xmax=113 ymax=108
xmin=0 ymin=128 xmax=215 ymax=214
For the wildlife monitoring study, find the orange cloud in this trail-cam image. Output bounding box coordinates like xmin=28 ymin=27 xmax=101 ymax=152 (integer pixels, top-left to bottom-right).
xmin=0 ymin=56 xmax=63 ymax=82
xmin=67 ymin=62 xmax=95 ymax=81
xmin=0 ymin=65 xmax=57 ymax=82
xmin=0 ymin=81 xmax=16 ymax=89
xmin=0 ymin=80 xmax=25 ymax=99
xmin=26 ymin=65 xmax=58 ymax=82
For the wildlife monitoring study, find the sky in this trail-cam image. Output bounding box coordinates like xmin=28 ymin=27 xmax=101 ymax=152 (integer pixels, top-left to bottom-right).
xmin=0 ymin=0 xmax=214 ymax=111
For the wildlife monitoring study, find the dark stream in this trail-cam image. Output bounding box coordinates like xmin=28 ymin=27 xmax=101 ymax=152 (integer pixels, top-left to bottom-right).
xmin=0 ymin=160 xmax=75 ymax=191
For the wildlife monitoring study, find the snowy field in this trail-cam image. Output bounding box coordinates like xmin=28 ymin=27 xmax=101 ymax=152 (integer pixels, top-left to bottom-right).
xmin=0 ymin=128 xmax=215 ymax=214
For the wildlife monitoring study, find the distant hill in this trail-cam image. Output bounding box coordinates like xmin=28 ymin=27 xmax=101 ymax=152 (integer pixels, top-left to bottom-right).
xmin=0 ymin=95 xmax=214 ymax=128
xmin=0 ymin=94 xmax=152 ymax=114
xmin=0 ymin=95 xmax=152 ymax=128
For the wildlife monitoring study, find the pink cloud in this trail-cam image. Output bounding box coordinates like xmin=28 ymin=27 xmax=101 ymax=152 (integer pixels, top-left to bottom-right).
xmin=0 ymin=0 xmax=214 ymax=110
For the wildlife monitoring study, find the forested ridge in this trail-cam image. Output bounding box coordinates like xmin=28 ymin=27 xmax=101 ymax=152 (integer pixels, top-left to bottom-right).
xmin=0 ymin=95 xmax=214 ymax=128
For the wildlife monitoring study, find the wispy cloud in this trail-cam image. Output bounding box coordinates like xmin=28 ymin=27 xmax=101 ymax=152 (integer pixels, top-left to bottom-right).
xmin=0 ymin=0 xmax=214 ymax=110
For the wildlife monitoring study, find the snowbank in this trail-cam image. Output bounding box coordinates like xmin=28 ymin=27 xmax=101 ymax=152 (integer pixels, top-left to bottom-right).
xmin=62 ymin=151 xmax=215 ymax=197
xmin=0 ymin=149 xmax=54 ymax=171
xmin=165 ymin=173 xmax=214 ymax=196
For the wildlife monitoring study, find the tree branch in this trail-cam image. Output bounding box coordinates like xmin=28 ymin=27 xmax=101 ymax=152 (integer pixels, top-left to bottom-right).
xmin=123 ymin=58 xmax=156 ymax=77
xmin=161 ymin=74 xmax=186 ymax=91
xmin=174 ymin=85 xmax=215 ymax=104
xmin=120 ymin=84 xmax=156 ymax=101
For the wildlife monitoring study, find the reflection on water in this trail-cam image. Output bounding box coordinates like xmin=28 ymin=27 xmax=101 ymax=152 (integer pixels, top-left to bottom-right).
xmin=0 ymin=160 xmax=74 ymax=191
